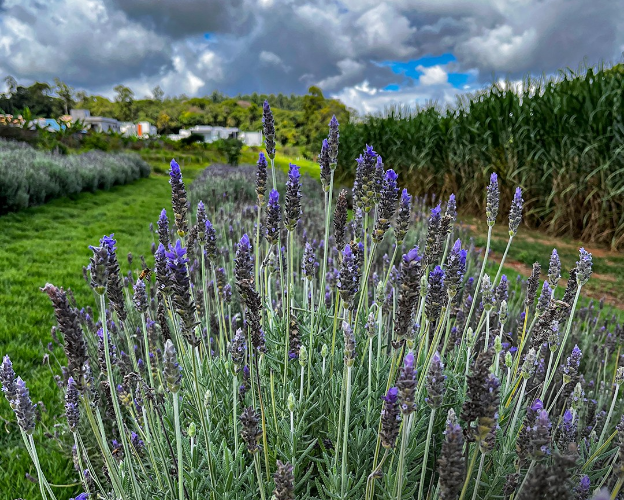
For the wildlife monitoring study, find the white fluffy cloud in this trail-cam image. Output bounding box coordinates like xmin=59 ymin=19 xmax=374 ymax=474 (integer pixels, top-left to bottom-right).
xmin=0 ymin=0 xmax=622 ymax=112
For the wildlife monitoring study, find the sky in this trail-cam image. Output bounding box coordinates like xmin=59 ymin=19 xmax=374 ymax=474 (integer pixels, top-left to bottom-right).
xmin=0 ymin=0 xmax=623 ymax=114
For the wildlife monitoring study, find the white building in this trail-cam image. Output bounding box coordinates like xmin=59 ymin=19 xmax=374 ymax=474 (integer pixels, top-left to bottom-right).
xmin=167 ymin=126 xmax=262 ymax=146
xmin=238 ymin=131 xmax=263 ymax=147
xmin=70 ymin=109 xmax=120 ymax=133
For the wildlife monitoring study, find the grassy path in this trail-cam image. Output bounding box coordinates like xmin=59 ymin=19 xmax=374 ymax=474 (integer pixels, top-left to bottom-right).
xmin=0 ymin=162 xmax=205 ymax=498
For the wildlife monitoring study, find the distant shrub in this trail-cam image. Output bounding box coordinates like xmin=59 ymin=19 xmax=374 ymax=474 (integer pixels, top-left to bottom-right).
xmin=0 ymin=139 xmax=151 ymax=213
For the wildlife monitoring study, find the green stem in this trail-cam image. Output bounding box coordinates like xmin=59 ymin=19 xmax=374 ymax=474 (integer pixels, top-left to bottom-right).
xmin=233 ymin=373 xmax=239 ymax=456
xmin=542 ymin=287 xmax=582 ymax=396
xmin=462 ymin=225 xmax=492 ymax=342
xmin=599 ymin=384 xmax=621 ymax=445
xmin=458 ymin=446 xmax=479 ymax=500
xmin=173 ymin=393 xmax=184 ymax=500
xmin=493 ymin=235 xmax=513 ymax=285
xmin=254 ymin=454 xmax=267 ymax=500
xmin=418 ymin=409 xmax=436 ymax=500
xmin=341 ymin=365 xmax=353 ymax=497
xmin=470 ymin=454 xmax=486 ymax=500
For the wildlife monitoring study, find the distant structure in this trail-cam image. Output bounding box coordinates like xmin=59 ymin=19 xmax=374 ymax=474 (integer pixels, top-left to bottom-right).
xmin=167 ymin=125 xmax=262 ymax=146
xmin=120 ymin=121 xmax=157 ymax=138
xmin=238 ymin=131 xmax=263 ymax=147
xmin=70 ymin=109 xmax=120 ymax=133
xmin=29 ymin=118 xmax=62 ymax=132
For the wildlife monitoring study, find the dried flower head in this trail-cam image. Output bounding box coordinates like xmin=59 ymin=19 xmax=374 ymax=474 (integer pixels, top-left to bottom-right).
xmin=438 ymin=408 xmax=465 ymax=500
xmin=240 ymin=406 xmax=262 ymax=453
xmin=273 ymin=460 xmax=295 ymax=500
xmin=163 ymin=339 xmax=181 ymax=393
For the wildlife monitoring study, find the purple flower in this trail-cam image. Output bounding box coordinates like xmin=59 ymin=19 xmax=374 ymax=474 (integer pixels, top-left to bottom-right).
xmin=1 ymin=355 xmax=17 ymax=407
xmin=262 ymin=100 xmax=276 ymax=159
xmin=204 ymin=220 xmax=217 ymax=261
xmin=328 ymin=115 xmax=339 ymax=166
xmin=486 ymin=172 xmax=499 ymax=225
xmin=169 ymin=159 xmax=189 ymax=237
xmin=508 ymin=187 xmax=523 ymax=235
xmin=337 ymin=244 xmax=360 ymax=309
xmin=373 ymin=168 xmax=400 ymax=243
xmin=394 ymin=188 xmax=412 ymax=244
xmin=133 ymin=278 xmax=148 ymax=314
xmin=425 ymin=351 xmax=446 ymax=408
xmin=265 ymin=189 xmax=281 ymax=246
xmin=65 ymin=376 xmax=80 ymax=432
xmin=439 ymin=409 xmax=465 ymax=500
xmin=256 ymin=152 xmax=268 ymax=202
xmin=380 ymin=387 xmax=401 ymax=449
xmin=548 ymin=249 xmax=561 ymax=288
xmin=424 ymin=203 xmax=443 ymax=266
xmin=285 ymin=164 xmax=301 ymax=231
xmin=158 ymin=208 xmax=170 ymax=248
xmin=165 ymin=241 xmax=197 ymax=345
xmin=397 ymin=352 xmax=417 ymax=414
xmin=319 ymin=138 xmax=331 ymax=191
xmin=425 ymin=266 xmax=446 ymax=323
xmin=14 ymin=377 xmax=36 ymax=434
xmin=446 ymin=239 xmax=467 ymax=296
xmin=576 ymin=248 xmax=593 ymax=285
xmin=131 ymin=431 xmax=145 ymax=452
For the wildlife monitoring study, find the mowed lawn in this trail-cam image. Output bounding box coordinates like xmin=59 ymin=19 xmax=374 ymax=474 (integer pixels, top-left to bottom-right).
xmin=0 ymin=152 xmax=318 ymax=499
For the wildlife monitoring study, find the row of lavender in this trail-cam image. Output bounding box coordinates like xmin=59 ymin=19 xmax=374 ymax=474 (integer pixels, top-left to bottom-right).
xmin=1 ymin=102 xmax=621 ymax=500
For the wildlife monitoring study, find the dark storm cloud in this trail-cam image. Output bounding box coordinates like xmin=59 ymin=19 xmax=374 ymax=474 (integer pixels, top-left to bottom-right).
xmin=108 ymin=0 xmax=252 ymax=39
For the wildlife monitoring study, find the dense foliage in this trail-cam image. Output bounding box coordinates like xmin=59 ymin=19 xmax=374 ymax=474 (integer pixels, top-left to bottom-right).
xmin=0 ymin=139 xmax=151 ymax=213
xmin=338 ymin=64 xmax=624 ymax=250
xmin=2 ymin=110 xmax=623 ymax=500
xmin=0 ymin=77 xmax=350 ymax=150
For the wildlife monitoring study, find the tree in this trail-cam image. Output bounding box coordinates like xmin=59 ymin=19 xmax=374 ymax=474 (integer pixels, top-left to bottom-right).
xmin=152 ymin=85 xmax=164 ymax=102
xmin=4 ymin=76 xmax=17 ymax=97
xmin=54 ymin=78 xmax=74 ymax=114
xmin=114 ymin=85 xmax=135 ymax=121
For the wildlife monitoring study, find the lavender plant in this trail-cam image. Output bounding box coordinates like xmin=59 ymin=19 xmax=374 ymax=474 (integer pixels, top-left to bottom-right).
xmin=3 ymin=114 xmax=621 ymax=500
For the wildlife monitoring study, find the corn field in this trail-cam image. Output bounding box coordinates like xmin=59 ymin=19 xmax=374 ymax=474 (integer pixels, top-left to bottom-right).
xmin=338 ymin=64 xmax=624 ymax=250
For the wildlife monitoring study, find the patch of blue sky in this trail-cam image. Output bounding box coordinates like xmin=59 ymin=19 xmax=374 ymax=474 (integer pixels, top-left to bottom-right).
xmin=383 ymin=84 xmax=400 ymax=91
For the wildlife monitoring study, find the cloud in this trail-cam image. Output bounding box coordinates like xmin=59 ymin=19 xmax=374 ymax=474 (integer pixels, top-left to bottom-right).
xmin=417 ymin=65 xmax=448 ymax=86
xmin=0 ymin=0 xmax=621 ymax=113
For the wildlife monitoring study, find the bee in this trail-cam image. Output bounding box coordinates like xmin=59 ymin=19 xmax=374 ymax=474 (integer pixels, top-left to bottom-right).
xmin=138 ymin=267 xmax=152 ymax=281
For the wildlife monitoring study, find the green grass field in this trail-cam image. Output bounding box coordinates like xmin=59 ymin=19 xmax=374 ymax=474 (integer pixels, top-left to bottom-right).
xmin=0 ymin=146 xmax=620 ymax=499
xmin=0 ymin=149 xmax=318 ymax=500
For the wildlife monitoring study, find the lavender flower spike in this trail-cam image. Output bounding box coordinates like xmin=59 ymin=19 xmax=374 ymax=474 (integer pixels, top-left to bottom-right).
xmin=397 ymin=352 xmax=417 ymax=415
xmin=425 ymin=351 xmax=446 ymax=409
xmin=486 ymin=172 xmax=499 ymax=226
xmin=394 ymin=188 xmax=412 ymax=244
xmin=328 ymin=115 xmax=339 ymax=167
xmin=101 ymin=234 xmax=126 ymax=321
xmin=285 ymin=163 xmax=302 ymax=231
xmin=262 ymin=100 xmax=276 ymax=159
xmin=438 ymin=408 xmax=465 ymax=500
xmin=319 ymin=138 xmax=331 ymax=191
xmin=65 ymin=376 xmax=80 ymax=432
xmin=576 ymin=248 xmax=593 ymax=286
xmin=265 ymin=189 xmax=282 ymax=246
xmin=1 ymin=355 xmax=17 ymax=407
xmin=88 ymin=244 xmax=109 ymax=294
xmin=158 ymin=208 xmax=170 ymax=248
xmin=14 ymin=377 xmax=36 ymax=434
xmin=373 ymin=169 xmax=399 ymax=243
xmin=548 ymin=249 xmax=561 ymax=289
xmin=256 ymin=152 xmax=268 ymax=203
xmin=169 ymin=159 xmax=188 ymax=237
xmin=333 ymin=190 xmax=348 ymax=251
xmin=509 ymin=186 xmax=523 ymax=236
xmin=380 ymin=387 xmax=401 ymax=449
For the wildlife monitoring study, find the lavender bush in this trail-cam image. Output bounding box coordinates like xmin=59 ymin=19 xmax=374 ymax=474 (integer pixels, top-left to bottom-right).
xmin=2 ymin=115 xmax=621 ymax=500
xmin=0 ymin=139 xmax=151 ymax=213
